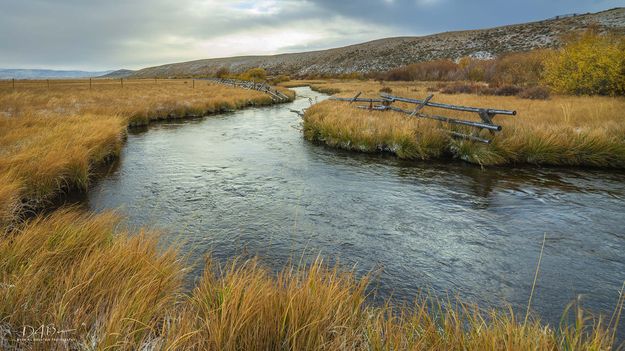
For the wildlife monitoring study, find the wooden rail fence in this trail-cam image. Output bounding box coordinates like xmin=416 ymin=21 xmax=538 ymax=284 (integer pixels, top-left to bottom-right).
xmin=207 ymin=78 xmax=291 ymax=103
xmin=331 ymin=92 xmax=517 ymax=144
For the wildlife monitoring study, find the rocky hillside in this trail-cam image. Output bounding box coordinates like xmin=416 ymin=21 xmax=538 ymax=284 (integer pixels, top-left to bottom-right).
xmin=131 ymin=8 xmax=625 ymax=78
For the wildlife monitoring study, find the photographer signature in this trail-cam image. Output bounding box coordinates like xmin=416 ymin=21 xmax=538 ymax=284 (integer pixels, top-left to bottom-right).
xmin=1 ymin=323 xmax=78 ymax=344
xmin=20 ymin=324 xmax=76 ymax=340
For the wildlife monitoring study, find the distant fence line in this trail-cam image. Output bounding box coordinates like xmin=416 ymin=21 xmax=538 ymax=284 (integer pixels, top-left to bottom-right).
xmin=0 ymin=78 xmax=292 ymax=103
xmin=0 ymin=77 xmax=205 ymax=90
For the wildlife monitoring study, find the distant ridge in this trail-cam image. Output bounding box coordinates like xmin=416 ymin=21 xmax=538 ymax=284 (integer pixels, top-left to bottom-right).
xmin=99 ymin=69 xmax=135 ymax=78
xmin=0 ymin=68 xmax=114 ymax=79
xmin=130 ymin=7 xmax=625 ymax=78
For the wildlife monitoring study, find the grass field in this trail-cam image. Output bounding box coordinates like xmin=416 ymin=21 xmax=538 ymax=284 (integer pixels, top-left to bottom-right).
xmin=285 ymin=80 xmax=625 ymax=168
xmin=0 ymin=78 xmax=287 ymax=125
xmin=1 ymin=79 xmax=624 ymax=350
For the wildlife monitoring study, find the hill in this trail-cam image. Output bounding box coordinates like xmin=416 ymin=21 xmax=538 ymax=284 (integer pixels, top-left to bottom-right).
xmin=99 ymin=69 xmax=136 ymax=78
xmin=130 ymin=8 xmax=625 ymax=78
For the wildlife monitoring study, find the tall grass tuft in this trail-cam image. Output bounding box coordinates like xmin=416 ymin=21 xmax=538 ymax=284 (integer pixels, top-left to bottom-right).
xmin=0 ymin=113 xmax=126 ymax=218
xmin=0 ymin=210 xmax=185 ymax=350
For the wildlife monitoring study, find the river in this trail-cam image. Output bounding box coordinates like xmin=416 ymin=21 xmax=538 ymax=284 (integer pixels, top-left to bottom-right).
xmin=87 ymin=87 xmax=625 ymax=332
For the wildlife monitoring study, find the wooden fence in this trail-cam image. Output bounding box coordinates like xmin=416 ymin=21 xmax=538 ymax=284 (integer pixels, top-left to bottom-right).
xmin=206 ymin=78 xmax=291 ymax=103
xmin=331 ymin=92 xmax=517 ymax=144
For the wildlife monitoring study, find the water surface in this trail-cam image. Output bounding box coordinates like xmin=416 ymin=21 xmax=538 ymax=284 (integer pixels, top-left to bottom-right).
xmin=88 ymin=87 xmax=625 ymax=331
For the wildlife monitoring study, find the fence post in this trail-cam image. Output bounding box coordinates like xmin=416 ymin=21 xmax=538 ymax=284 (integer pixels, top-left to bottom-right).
xmin=12 ymin=78 xmax=15 ymax=90
xmin=121 ymin=78 xmax=123 ymax=88
xmin=89 ymin=78 xmax=92 ymax=90
xmin=192 ymin=79 xmax=195 ymax=89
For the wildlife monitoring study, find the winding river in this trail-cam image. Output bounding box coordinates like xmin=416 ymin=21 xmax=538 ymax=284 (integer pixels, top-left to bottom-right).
xmin=87 ymin=87 xmax=625 ymax=332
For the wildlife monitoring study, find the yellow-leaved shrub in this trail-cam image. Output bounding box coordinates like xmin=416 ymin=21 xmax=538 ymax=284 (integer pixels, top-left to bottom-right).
xmin=543 ymin=31 xmax=625 ymax=96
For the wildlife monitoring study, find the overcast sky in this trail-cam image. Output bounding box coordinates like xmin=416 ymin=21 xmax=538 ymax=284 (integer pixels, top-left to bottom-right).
xmin=1 ymin=0 xmax=622 ymax=71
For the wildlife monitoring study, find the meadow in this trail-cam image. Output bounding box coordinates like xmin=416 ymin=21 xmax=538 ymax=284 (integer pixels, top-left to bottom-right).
xmin=286 ymin=80 xmax=625 ymax=168
xmin=1 ymin=78 xmax=623 ymax=350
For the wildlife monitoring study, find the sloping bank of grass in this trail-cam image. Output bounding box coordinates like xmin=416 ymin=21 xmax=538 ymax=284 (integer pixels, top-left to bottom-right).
xmin=1 ymin=210 xmax=622 ymax=350
xmin=0 ymin=80 xmax=293 ymax=227
xmin=300 ymin=81 xmax=625 ymax=168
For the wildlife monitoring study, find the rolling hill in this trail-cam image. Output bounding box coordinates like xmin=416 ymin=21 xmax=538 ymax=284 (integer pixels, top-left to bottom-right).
xmin=99 ymin=69 xmax=136 ymax=78
xmin=129 ymin=7 xmax=625 ymax=78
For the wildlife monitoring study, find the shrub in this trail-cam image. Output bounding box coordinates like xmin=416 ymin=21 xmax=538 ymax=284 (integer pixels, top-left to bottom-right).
xmin=518 ymin=86 xmax=551 ymax=100
xmin=215 ymin=67 xmax=230 ymax=79
xmin=375 ymin=50 xmax=551 ymax=86
xmin=543 ymin=31 xmax=625 ymax=96
xmin=240 ymin=68 xmax=267 ymax=82
xmin=457 ymin=57 xmax=498 ymax=82
xmin=494 ymin=85 xmax=522 ymax=96
xmin=378 ymin=59 xmax=459 ymax=81
xmin=493 ymin=50 xmax=548 ymax=85
xmin=270 ymin=75 xmax=290 ymax=84
xmin=379 ymin=86 xmax=393 ymax=93
xmin=441 ymin=83 xmax=478 ymax=94
xmin=439 ymin=82 xmax=550 ymax=99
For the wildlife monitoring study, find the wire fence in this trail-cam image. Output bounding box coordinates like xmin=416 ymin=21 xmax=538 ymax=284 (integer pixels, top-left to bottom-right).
xmin=0 ymin=78 xmax=203 ymax=90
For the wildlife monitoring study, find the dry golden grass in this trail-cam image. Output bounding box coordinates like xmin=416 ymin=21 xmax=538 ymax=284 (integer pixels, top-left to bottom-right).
xmin=0 ymin=79 xmax=288 ymax=226
xmin=291 ymin=80 xmax=625 ymax=167
xmin=0 ymin=210 xmax=184 ymax=350
xmin=0 ymin=114 xmax=126 ymax=227
xmin=0 ymin=78 xmax=276 ymax=125
xmin=1 ymin=211 xmax=622 ymax=350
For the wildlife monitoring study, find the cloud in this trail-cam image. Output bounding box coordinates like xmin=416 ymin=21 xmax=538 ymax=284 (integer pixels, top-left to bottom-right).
xmin=0 ymin=0 xmax=621 ymax=70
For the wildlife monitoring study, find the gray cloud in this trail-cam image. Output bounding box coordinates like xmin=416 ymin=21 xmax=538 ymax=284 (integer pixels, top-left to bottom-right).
xmin=0 ymin=0 xmax=622 ymax=70
xmin=305 ymin=0 xmax=624 ymax=32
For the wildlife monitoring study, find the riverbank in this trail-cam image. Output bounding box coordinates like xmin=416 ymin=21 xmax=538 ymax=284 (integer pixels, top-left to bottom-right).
xmin=0 ymin=79 xmax=294 ymax=226
xmin=1 ymin=82 xmax=623 ymax=350
xmin=284 ymin=80 xmax=625 ymax=168
xmin=2 ymin=210 xmax=621 ymax=350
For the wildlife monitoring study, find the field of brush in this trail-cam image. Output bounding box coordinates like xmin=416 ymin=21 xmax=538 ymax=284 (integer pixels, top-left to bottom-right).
xmin=1 ymin=79 xmax=623 ymax=350
xmin=284 ymin=80 xmax=625 ymax=168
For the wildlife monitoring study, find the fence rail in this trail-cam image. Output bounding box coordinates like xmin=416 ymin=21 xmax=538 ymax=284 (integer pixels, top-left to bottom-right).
xmin=206 ymin=78 xmax=290 ymax=103
xmin=331 ymin=92 xmax=517 ymax=144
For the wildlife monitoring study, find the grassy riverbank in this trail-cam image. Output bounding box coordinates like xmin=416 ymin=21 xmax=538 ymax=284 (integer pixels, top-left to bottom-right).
xmin=289 ymin=80 xmax=625 ymax=168
xmin=0 ymin=78 xmax=288 ymax=125
xmin=1 ymin=210 xmax=622 ymax=350
xmin=1 ymin=80 xmax=623 ymax=350
xmin=0 ymin=79 xmax=291 ymax=226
